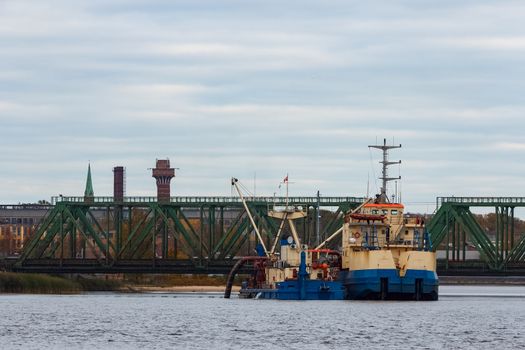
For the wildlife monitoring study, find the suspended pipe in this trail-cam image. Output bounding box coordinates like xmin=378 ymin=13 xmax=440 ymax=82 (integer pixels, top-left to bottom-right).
xmin=224 ymin=256 xmax=268 ymax=298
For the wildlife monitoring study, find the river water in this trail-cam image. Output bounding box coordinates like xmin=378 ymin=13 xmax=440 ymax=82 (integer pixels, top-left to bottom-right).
xmin=0 ymin=285 xmax=524 ymax=349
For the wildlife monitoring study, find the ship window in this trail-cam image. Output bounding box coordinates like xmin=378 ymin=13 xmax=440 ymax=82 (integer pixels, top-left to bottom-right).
xmin=405 ymin=230 xmax=409 ymax=235
xmin=382 ymin=210 xmax=388 ymax=215
xmin=391 ymin=210 xmax=398 ymax=215
xmin=372 ymin=210 xmax=379 ymax=214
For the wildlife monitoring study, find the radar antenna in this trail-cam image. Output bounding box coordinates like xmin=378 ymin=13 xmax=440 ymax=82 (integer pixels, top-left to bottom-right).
xmin=368 ymin=138 xmax=401 ymax=203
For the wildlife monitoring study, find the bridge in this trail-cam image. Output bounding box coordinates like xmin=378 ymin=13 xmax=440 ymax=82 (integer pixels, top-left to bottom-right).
xmin=428 ymin=197 xmax=525 ymax=273
xmin=8 ymin=195 xmax=363 ymax=274
xmin=4 ymin=196 xmax=525 ymax=274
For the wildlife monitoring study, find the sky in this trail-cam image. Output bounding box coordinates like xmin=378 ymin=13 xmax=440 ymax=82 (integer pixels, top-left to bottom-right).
xmin=1 ymin=0 xmax=525 ymax=213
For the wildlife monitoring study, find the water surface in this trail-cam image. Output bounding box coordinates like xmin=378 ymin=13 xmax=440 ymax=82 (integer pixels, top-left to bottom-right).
xmin=1 ymin=285 xmax=524 ymax=349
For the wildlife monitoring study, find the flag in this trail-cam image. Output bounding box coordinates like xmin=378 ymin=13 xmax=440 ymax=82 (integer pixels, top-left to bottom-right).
xmin=283 ymin=175 xmax=288 ymax=183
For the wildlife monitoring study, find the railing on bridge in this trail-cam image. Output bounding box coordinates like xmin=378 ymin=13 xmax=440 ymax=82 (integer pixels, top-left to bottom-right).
xmin=437 ymin=197 xmax=525 ymax=208
xmin=52 ymin=196 xmax=366 ymax=206
xmin=0 ymin=204 xmax=54 ymax=210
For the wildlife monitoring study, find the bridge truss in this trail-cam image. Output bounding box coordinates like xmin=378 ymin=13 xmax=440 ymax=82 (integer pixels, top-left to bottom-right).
xmin=428 ymin=197 xmax=525 ymax=272
xmin=13 ymin=196 xmax=363 ymax=274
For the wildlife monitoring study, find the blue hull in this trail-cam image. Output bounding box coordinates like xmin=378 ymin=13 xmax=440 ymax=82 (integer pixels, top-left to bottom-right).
xmin=240 ymin=280 xmax=345 ymax=300
xmin=341 ymin=268 xmax=439 ymax=300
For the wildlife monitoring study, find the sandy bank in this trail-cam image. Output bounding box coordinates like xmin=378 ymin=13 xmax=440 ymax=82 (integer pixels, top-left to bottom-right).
xmin=125 ymin=285 xmax=239 ymax=293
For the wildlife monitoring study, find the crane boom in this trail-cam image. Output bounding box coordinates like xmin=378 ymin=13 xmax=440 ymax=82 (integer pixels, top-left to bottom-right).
xmin=231 ymin=178 xmax=269 ymax=257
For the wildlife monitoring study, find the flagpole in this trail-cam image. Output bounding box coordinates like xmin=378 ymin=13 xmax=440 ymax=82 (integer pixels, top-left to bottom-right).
xmin=286 ymin=173 xmax=289 ymax=210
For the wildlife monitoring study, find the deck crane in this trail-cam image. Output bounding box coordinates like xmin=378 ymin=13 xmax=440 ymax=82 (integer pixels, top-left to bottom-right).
xmin=231 ymin=177 xmax=306 ymax=258
xmin=231 ymin=177 xmax=269 ymax=257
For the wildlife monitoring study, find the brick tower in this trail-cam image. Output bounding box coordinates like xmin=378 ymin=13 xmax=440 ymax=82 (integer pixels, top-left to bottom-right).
xmin=152 ymin=159 xmax=175 ymax=202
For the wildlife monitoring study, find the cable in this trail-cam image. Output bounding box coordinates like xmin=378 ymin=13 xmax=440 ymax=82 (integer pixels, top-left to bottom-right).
xmin=238 ymin=180 xmax=254 ymax=198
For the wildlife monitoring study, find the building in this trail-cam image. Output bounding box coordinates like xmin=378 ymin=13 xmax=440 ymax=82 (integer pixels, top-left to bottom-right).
xmin=0 ymin=204 xmax=49 ymax=256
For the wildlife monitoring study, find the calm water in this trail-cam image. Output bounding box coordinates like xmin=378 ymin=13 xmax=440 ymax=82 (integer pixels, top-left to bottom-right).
xmin=1 ymin=286 xmax=524 ymax=349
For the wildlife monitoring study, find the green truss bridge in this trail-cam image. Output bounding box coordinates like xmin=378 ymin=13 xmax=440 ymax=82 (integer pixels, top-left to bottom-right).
xmin=428 ymin=197 xmax=525 ymax=273
xmin=10 ymin=196 xmax=364 ymax=274
xmin=8 ymin=195 xmax=525 ymax=274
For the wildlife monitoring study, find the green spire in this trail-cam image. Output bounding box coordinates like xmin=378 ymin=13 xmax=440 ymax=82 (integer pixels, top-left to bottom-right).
xmin=84 ymin=163 xmax=94 ymax=197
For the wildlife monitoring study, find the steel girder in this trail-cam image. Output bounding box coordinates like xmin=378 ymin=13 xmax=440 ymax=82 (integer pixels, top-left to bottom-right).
xmin=15 ymin=198 xmax=362 ymax=273
xmin=429 ymin=201 xmax=525 ymax=271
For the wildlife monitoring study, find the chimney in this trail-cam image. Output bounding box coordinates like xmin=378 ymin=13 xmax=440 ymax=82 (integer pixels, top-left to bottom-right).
xmin=113 ymin=166 xmax=125 ymax=202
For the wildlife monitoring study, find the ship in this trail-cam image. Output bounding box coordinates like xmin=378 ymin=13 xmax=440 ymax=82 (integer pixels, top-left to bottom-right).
xmin=224 ymin=140 xmax=438 ymax=300
xmin=224 ymin=178 xmax=345 ymax=300
xmin=335 ymin=139 xmax=439 ymax=300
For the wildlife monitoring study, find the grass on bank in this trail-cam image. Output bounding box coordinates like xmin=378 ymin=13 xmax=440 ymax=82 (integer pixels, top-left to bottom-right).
xmin=0 ymin=272 xmax=243 ymax=294
xmin=75 ymin=276 xmax=123 ymax=291
xmin=0 ymin=272 xmax=123 ymax=294
xmin=0 ymin=272 xmax=81 ymax=294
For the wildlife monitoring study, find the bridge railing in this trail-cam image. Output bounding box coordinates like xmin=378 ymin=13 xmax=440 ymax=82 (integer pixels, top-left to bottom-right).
xmin=51 ymin=196 xmax=367 ymax=205
xmin=0 ymin=204 xmax=54 ymax=210
xmin=437 ymin=197 xmax=525 ymax=208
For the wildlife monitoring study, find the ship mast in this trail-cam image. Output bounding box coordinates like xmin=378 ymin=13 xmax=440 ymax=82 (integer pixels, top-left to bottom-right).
xmin=368 ymin=138 xmax=401 ymax=203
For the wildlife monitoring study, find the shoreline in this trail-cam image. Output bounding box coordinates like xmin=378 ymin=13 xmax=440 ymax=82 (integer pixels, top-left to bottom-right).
xmin=123 ymin=285 xmax=239 ymax=293
xmin=3 ymin=270 xmax=525 ymax=295
xmin=122 ymin=280 xmax=525 ymax=293
xmin=439 ymin=276 xmax=525 ymax=285
xmin=2 ymin=282 xmax=525 ymax=294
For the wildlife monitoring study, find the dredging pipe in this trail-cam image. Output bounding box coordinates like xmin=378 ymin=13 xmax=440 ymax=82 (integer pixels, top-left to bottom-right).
xmin=224 ymin=256 xmax=268 ymax=299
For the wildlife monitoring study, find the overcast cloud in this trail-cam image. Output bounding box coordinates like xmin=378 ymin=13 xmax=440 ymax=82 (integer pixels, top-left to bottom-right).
xmin=1 ymin=0 xmax=524 ymax=212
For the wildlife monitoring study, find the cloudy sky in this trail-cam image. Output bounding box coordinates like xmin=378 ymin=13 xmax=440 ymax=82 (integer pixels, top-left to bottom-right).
xmin=1 ymin=0 xmax=524 ymax=212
